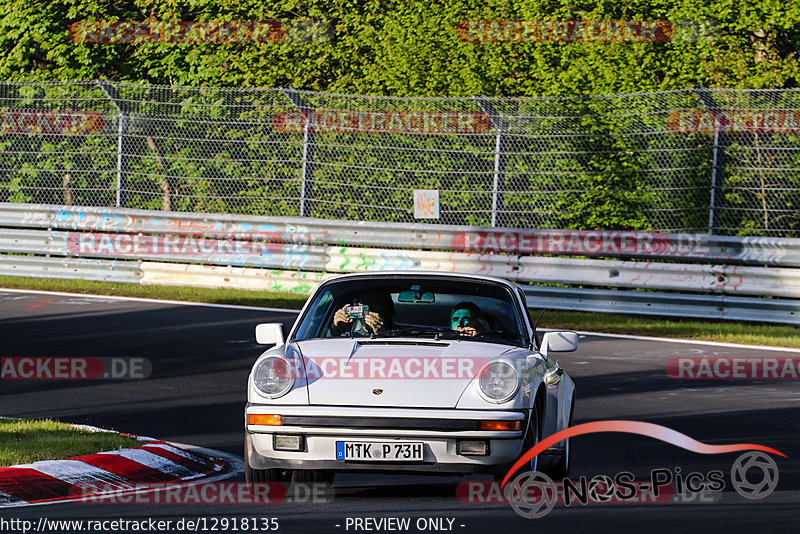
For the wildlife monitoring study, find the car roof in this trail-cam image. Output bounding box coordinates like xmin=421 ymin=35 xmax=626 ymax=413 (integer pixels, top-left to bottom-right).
xmin=322 ymin=270 xmax=518 ymax=289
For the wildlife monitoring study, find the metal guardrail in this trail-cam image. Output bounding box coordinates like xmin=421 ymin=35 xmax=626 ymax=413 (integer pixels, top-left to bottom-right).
xmin=522 ymin=286 xmax=800 ymax=325
xmin=139 ymin=262 xmax=332 ymax=294
xmin=0 ymin=255 xmax=141 ymax=284
xmin=327 ymin=247 xmax=800 ymax=298
xmin=2 ymin=226 xmax=800 ymax=298
xmin=2 ymin=202 xmax=800 ymax=324
xmin=0 ymin=228 xmax=330 ymax=271
xmin=1 ymin=252 xmax=798 ymax=325
xmin=2 ymin=203 xmax=800 ymax=266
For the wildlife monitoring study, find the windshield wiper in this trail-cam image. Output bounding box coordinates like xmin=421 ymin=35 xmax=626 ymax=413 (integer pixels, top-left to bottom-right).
xmin=385 ymin=327 xmax=459 ymax=340
xmin=480 ymin=330 xmax=521 ymax=340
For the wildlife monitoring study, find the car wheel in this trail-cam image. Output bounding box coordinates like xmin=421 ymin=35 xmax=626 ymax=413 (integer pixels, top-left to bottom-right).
xmin=245 ymin=463 xmax=291 ymax=483
xmin=525 ymin=402 xmax=542 ymax=473
xmin=542 ymin=396 xmax=573 ymax=481
xmin=494 ymin=400 xmax=542 ymax=482
xmin=292 ymin=469 xmax=335 ymax=485
xmin=543 ymin=435 xmax=570 ymax=481
xmin=244 ymin=435 xmax=292 ymax=483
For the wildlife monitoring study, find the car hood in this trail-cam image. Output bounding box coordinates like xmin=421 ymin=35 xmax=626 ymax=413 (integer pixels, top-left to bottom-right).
xmin=293 ymin=338 xmax=516 ymax=408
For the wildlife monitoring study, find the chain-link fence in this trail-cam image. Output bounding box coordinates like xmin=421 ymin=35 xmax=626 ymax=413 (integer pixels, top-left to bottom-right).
xmin=0 ymin=81 xmax=798 ymax=236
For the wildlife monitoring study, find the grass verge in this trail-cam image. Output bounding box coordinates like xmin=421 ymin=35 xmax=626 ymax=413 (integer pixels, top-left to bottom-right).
xmin=538 ymin=311 xmax=800 ymax=348
xmin=0 ymin=276 xmax=308 ymax=309
xmin=0 ymin=418 xmax=142 ymax=467
xmin=1 ymin=276 xmax=798 ymax=348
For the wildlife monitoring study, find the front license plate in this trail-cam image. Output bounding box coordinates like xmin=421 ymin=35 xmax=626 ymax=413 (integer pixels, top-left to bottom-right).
xmin=335 ymin=441 xmax=424 ymax=461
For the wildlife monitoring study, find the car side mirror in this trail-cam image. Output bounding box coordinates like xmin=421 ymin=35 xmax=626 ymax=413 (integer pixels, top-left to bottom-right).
xmin=255 ymin=323 xmax=285 ymax=346
xmin=541 ymin=331 xmax=578 ymax=355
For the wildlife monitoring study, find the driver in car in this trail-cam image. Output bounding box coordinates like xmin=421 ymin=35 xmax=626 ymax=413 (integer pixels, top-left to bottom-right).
xmin=332 ymin=291 xmax=395 ymax=336
xmin=450 ymin=301 xmax=490 ymax=337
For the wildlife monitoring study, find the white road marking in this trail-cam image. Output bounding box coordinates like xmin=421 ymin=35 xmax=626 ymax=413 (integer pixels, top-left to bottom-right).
xmin=0 ymin=288 xmax=299 ymax=313
xmin=4 ymin=287 xmax=797 ymax=352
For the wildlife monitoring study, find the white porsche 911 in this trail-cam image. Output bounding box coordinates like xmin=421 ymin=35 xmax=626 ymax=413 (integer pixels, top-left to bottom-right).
xmin=244 ymin=272 xmax=576 ymax=484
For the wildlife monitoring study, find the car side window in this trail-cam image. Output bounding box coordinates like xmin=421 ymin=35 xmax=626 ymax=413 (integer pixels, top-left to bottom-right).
xmin=293 ymin=290 xmax=334 ymax=339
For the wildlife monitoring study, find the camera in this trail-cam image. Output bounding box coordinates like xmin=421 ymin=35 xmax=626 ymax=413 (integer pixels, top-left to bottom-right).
xmin=344 ymin=305 xmax=369 ymax=319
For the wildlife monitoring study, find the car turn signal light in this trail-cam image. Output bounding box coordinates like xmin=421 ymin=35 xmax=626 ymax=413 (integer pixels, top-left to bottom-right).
xmin=248 ymin=414 xmax=282 ymax=426
xmin=479 ymin=420 xmax=521 ymax=431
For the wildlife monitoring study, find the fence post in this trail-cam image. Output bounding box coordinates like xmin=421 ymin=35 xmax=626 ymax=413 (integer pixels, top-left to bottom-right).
xmin=280 ymin=87 xmax=314 ymax=218
xmin=692 ymin=87 xmax=726 ymax=234
xmin=474 ymin=96 xmax=507 ymax=228
xmin=97 ymin=80 xmax=129 ymax=208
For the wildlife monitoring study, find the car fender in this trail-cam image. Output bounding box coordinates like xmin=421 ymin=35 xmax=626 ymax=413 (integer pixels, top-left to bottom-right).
xmin=247 ymin=343 xmax=310 ymax=405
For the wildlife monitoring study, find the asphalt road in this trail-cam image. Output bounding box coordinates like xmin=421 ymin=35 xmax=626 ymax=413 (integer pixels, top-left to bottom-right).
xmin=1 ymin=289 xmax=799 ymax=533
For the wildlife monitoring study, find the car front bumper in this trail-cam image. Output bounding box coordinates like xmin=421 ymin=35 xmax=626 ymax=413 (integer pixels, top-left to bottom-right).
xmin=245 ymin=404 xmax=529 ymax=476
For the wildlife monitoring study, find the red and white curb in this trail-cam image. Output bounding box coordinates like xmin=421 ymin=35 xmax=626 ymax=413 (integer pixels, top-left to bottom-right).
xmin=0 ymin=432 xmax=242 ymax=507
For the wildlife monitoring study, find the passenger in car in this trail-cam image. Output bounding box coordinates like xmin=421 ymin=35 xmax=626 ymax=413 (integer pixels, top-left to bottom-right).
xmin=450 ymin=301 xmax=490 ymax=337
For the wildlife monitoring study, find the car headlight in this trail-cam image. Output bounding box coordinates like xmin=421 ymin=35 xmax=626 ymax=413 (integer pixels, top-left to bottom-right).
xmin=253 ymin=356 xmax=295 ymax=398
xmin=478 ymin=361 xmax=519 ymax=403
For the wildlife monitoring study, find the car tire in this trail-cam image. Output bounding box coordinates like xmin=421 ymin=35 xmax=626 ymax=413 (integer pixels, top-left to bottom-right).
xmin=292 ymin=469 xmax=335 ymax=485
xmin=542 ymin=395 xmax=574 ymax=481
xmin=495 ymin=400 xmax=542 ymax=482
xmin=525 ymin=401 xmax=542 ymax=473
xmin=244 ymin=435 xmax=292 ymax=483
xmin=245 ymin=464 xmax=292 ymax=483
xmin=542 ymin=437 xmax=570 ymax=481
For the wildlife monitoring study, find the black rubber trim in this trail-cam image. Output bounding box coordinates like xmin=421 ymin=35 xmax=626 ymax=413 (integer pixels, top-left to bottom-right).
xmin=355 ymin=340 xmax=450 ymax=347
xmin=281 ymin=416 xmax=483 ymax=431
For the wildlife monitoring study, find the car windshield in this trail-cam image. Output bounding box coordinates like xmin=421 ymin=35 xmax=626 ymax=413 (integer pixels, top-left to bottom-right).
xmin=291 ymin=276 xmax=528 ymax=347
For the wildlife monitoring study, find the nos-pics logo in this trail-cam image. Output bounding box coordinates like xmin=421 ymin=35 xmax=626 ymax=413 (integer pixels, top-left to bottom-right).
xmin=500 ymin=420 xmax=784 ymax=519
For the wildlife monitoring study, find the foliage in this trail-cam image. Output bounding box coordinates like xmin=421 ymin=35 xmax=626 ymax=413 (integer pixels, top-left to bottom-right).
xmin=0 ymin=1 xmax=798 ymax=234
xmin=1 ymin=0 xmax=798 ymax=94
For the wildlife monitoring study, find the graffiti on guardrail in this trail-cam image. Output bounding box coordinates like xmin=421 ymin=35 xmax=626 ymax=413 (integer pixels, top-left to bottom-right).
xmin=54 ymin=210 xmax=329 ymax=244
xmin=0 ymin=205 xmax=779 ymax=266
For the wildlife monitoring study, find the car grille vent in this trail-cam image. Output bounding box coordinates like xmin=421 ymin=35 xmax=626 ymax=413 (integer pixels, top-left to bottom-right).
xmin=356 ymin=340 xmax=450 ymax=347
